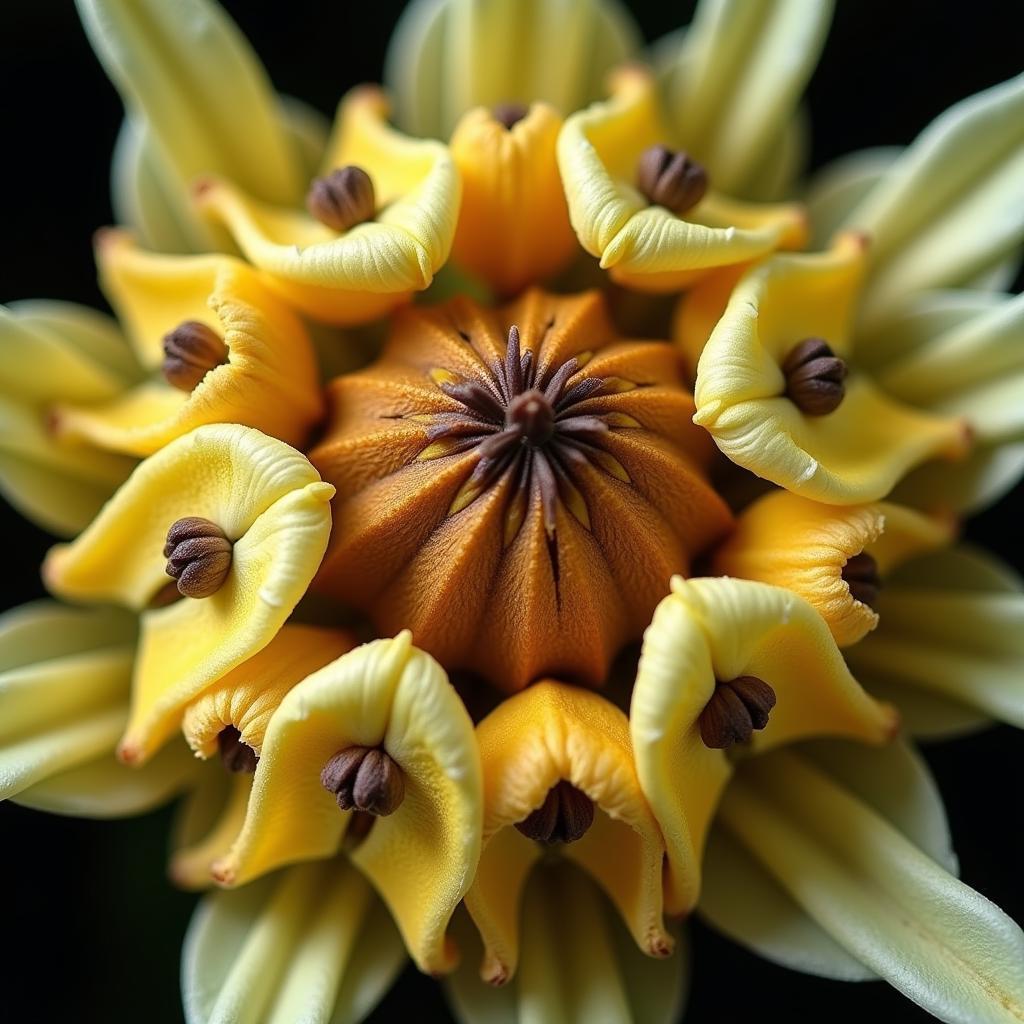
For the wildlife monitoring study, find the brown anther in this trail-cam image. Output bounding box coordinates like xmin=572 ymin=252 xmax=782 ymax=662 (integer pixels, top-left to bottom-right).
xmin=699 ymin=675 xmax=777 ymax=749
xmin=843 ymin=551 xmax=881 ymax=608
xmin=636 ymin=144 xmax=708 ymax=216
xmin=306 ymin=165 xmax=376 ymax=232
xmin=162 ymin=321 xmax=229 ymax=392
xmin=163 ymin=516 xmax=233 ymax=599
xmin=321 ymin=746 xmax=405 ymax=817
xmin=782 ymin=337 xmax=848 ymax=416
xmin=507 ymin=388 xmax=555 ymax=445
xmin=492 ymin=102 xmax=529 ymax=129
xmin=514 ymin=780 xmax=594 ymax=844
xmin=217 ymin=725 xmax=258 ymax=774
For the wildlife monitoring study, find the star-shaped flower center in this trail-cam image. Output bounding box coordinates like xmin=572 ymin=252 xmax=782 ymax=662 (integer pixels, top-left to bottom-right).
xmin=425 ymin=324 xmax=629 ymax=566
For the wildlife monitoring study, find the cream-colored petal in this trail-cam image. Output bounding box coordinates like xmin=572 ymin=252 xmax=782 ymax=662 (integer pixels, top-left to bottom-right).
xmin=447 ymin=865 xmax=688 ymax=1024
xmin=847 ymin=546 xmax=1024 ymax=732
xmin=693 ymin=240 xmax=970 ymax=503
xmin=43 ymin=424 xmax=333 ymax=762
xmin=712 ymin=491 xmax=952 ymax=646
xmin=557 ymin=68 xmax=805 ymax=292
xmin=666 ymin=0 xmax=833 ymax=194
xmin=466 ymin=681 xmax=671 ymax=985
xmin=631 ymin=576 xmax=898 ymax=915
xmin=197 ymin=87 xmax=460 ymax=324
xmin=719 ymin=749 xmax=1024 ymax=1022
xmin=181 ymin=859 xmax=406 ymax=1024
xmin=700 ymin=737 xmax=956 ymax=982
xmin=214 ymin=635 xmax=481 ymax=975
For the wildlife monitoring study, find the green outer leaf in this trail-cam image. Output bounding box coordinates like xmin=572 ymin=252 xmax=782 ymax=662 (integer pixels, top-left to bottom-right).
xmin=720 ymin=749 xmax=1024 ymax=1023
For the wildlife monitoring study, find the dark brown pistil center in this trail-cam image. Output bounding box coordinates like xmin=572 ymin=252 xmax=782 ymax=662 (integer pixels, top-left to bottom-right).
xmin=782 ymin=337 xmax=848 ymax=416
xmin=514 ymin=780 xmax=594 ymax=844
xmin=321 ymin=745 xmax=405 ymax=817
xmin=843 ymin=551 xmax=881 ymax=608
xmin=636 ymin=144 xmax=708 ymax=216
xmin=507 ymin=388 xmax=555 ymax=445
xmin=163 ymin=516 xmax=233 ymax=599
xmin=699 ymin=675 xmax=777 ymax=749
xmin=162 ymin=321 xmax=228 ymax=392
xmin=217 ymin=725 xmax=258 ymax=773
xmin=306 ymin=165 xmax=376 ymax=233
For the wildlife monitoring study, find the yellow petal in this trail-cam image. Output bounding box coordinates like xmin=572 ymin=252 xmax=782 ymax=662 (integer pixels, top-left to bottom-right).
xmin=631 ymin=576 xmax=898 ymax=915
xmin=693 ymin=236 xmax=970 ymax=503
xmin=182 ymin=858 xmax=406 ymax=1024
xmin=54 ymin=233 xmax=324 ymax=457
xmin=43 ymin=424 xmax=334 ymax=762
xmin=171 ymin=768 xmax=254 ymax=891
xmin=719 ymin=749 xmax=1024 ymax=1022
xmin=664 ymin=0 xmax=833 ymax=195
xmin=213 ymin=634 xmax=482 ymax=975
xmin=449 ymin=103 xmax=579 ymax=295
xmin=447 ymin=865 xmax=687 ymax=1024
xmin=196 ymin=86 xmax=460 ymax=325
xmin=557 ymin=67 xmax=806 ymax=293
xmin=466 ymin=680 xmax=671 ymax=985
xmin=847 ymin=545 xmax=1024 ymax=734
xmin=181 ymin=624 xmax=355 ymax=760
xmin=712 ymin=491 xmax=953 ymax=646
xmin=383 ymin=0 xmax=641 ymax=139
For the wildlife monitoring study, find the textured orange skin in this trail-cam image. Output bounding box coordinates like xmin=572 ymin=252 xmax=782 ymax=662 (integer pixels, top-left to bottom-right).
xmin=311 ymin=289 xmax=732 ymax=692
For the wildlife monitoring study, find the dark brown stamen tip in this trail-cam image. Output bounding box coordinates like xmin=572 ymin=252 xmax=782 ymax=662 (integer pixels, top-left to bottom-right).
xmin=514 ymin=780 xmax=594 ymax=844
xmin=163 ymin=516 xmax=233 ymax=599
xmin=162 ymin=321 xmax=228 ymax=392
xmin=507 ymin=388 xmax=555 ymax=445
xmin=217 ymin=725 xmax=258 ymax=773
xmin=782 ymin=337 xmax=847 ymax=416
xmin=306 ymin=165 xmax=376 ymax=232
xmin=843 ymin=551 xmax=881 ymax=608
xmin=321 ymin=746 xmax=405 ymax=817
xmin=699 ymin=675 xmax=777 ymax=749
xmin=636 ymin=144 xmax=708 ymax=216
xmin=492 ymin=102 xmax=529 ymax=129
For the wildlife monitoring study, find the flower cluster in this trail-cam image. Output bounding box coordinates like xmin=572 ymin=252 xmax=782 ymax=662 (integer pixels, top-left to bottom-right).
xmin=2 ymin=1 xmax=1024 ymax=1022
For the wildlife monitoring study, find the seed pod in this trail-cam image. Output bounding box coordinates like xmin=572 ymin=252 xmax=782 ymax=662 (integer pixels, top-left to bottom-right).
xmin=782 ymin=337 xmax=848 ymax=416
xmin=636 ymin=144 xmax=708 ymax=216
xmin=305 ymin=165 xmax=376 ymax=232
xmin=321 ymin=745 xmax=405 ymax=816
xmin=162 ymin=321 xmax=229 ymax=392
xmin=163 ymin=516 xmax=233 ymax=599
xmin=514 ymin=780 xmax=595 ymax=844
xmin=699 ymin=675 xmax=777 ymax=749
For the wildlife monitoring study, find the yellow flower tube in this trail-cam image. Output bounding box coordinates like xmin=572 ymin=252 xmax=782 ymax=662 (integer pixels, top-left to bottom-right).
xmin=465 ymin=681 xmax=672 ymax=987
xmin=712 ymin=491 xmax=954 ymax=647
xmin=693 ymin=234 xmax=970 ymax=503
xmin=557 ymin=67 xmax=806 ymax=293
xmin=631 ymin=576 xmax=898 ymax=916
xmin=212 ymin=634 xmax=482 ymax=975
xmin=55 ymin=231 xmax=323 ymax=457
xmin=196 ymin=86 xmax=461 ymax=325
xmin=42 ymin=424 xmax=334 ymax=764
xmin=449 ymin=103 xmax=578 ymax=295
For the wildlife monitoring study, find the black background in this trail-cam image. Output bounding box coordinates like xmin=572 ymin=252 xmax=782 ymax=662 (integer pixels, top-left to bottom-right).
xmin=1 ymin=2 xmax=1022 ymax=1021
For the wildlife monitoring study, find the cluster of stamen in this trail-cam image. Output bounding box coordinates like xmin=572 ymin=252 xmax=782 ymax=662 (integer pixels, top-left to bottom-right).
xmin=425 ymin=325 xmax=629 ymax=562
xmin=699 ymin=675 xmax=777 ymax=749
xmin=782 ymin=337 xmax=848 ymax=415
xmin=515 ymin=780 xmax=594 ymax=844
xmin=842 ymin=551 xmax=881 ymax=608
